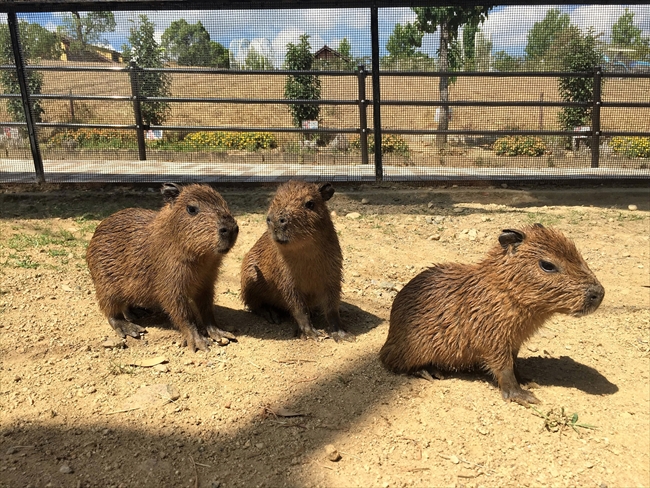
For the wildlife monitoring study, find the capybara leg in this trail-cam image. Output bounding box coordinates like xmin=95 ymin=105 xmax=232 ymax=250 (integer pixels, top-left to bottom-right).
xmin=108 ymin=316 xmax=146 ymax=339
xmin=166 ymin=303 xmax=211 ymax=352
xmin=325 ymin=307 xmax=355 ymax=342
xmin=495 ymin=367 xmax=540 ymax=405
xmin=252 ymin=305 xmax=284 ymax=324
xmin=292 ymin=308 xmax=324 ymax=340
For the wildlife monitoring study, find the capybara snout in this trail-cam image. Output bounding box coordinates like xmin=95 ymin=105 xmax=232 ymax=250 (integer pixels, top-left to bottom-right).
xmin=380 ymin=223 xmax=604 ymax=405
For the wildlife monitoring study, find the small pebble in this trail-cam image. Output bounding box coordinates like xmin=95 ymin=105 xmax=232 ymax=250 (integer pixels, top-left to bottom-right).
xmin=628 ymin=204 xmax=637 ymax=211
xmin=6 ymin=447 xmax=18 ymax=455
xmin=325 ymin=444 xmax=341 ymax=462
xmin=59 ymin=465 xmax=73 ymax=474
xmin=153 ymin=364 xmax=169 ymax=373
xmin=361 ymin=198 xmax=369 ymax=205
xmin=102 ymin=338 xmax=125 ymax=349
xmin=453 ymin=207 xmax=464 ymax=213
xmin=330 ymin=211 xmax=337 ymax=218
xmin=256 ymin=443 xmax=265 ymax=449
xmin=346 ymin=212 xmax=361 ymax=220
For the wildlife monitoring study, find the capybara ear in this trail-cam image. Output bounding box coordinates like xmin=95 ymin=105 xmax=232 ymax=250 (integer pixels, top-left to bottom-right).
xmin=498 ymin=229 xmax=526 ymax=250
xmin=161 ymin=183 xmax=181 ymax=204
xmin=533 ymin=222 xmax=545 ymax=228
xmin=319 ymin=183 xmax=335 ymax=201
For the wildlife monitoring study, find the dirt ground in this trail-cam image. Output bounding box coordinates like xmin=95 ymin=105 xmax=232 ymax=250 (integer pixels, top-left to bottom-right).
xmin=0 ymin=183 xmax=648 ymax=488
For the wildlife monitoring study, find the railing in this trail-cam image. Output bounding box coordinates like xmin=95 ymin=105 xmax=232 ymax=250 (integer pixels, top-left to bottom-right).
xmin=2 ymin=10 xmax=650 ymax=183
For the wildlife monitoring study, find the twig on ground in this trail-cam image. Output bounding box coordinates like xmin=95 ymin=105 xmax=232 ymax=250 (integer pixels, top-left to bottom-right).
xmin=189 ymin=454 xmax=198 ymax=488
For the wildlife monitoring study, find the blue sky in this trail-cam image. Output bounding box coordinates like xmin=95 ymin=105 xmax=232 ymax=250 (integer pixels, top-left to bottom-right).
xmin=4 ymin=5 xmax=650 ymax=66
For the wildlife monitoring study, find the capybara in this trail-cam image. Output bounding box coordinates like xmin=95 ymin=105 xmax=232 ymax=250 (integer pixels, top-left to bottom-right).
xmin=86 ymin=183 xmax=239 ymax=352
xmin=240 ymin=180 xmax=352 ymax=341
xmin=380 ymin=224 xmax=604 ymax=404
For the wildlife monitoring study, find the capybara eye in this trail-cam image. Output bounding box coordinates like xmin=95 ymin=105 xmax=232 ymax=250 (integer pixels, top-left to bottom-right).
xmin=186 ymin=205 xmax=199 ymax=216
xmin=539 ymin=260 xmax=558 ymax=273
xmin=305 ymin=200 xmax=315 ymax=210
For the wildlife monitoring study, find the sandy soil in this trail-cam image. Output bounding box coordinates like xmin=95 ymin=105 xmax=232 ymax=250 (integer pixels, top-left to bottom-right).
xmin=0 ymin=183 xmax=648 ymax=488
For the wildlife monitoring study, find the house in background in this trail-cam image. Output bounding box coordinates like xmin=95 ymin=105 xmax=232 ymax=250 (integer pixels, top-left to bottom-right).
xmin=313 ymin=45 xmax=352 ymax=70
xmin=59 ymin=37 xmax=123 ymax=63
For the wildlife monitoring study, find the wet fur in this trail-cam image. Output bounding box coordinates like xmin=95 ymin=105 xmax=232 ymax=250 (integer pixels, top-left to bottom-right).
xmin=380 ymin=224 xmax=604 ymax=404
xmin=240 ymin=180 xmax=351 ymax=341
xmin=86 ymin=183 xmax=239 ymax=352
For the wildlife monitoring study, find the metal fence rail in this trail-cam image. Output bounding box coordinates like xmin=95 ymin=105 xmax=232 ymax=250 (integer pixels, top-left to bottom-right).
xmin=2 ymin=8 xmax=650 ymax=183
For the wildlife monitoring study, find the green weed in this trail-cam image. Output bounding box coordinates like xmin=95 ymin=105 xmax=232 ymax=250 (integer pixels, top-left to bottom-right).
xmin=530 ymin=406 xmax=597 ymax=435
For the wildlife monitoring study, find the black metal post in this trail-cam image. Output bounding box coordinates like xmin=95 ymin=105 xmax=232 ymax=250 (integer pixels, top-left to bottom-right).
xmin=128 ymin=61 xmax=147 ymax=161
xmin=370 ymin=6 xmax=382 ymax=181
xmin=7 ymin=12 xmax=45 ymax=183
xmin=357 ymin=65 xmax=369 ymax=165
xmin=591 ymin=66 xmax=602 ymax=168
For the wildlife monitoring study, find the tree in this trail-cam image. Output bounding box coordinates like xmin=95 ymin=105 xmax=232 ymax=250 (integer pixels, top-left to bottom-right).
xmin=337 ymin=37 xmax=354 ymax=70
xmin=492 ymin=51 xmax=524 ymax=72
xmin=474 ymin=30 xmax=493 ymax=71
xmin=245 ymin=48 xmax=274 ymax=70
xmin=283 ymin=34 xmax=321 ymax=131
xmin=386 ymin=23 xmax=423 ymax=59
xmin=0 ymin=22 xmax=46 ymax=124
xmin=412 ymin=6 xmax=493 ymax=148
xmin=462 ymin=23 xmax=479 ymax=70
xmin=525 ymin=9 xmax=570 ymax=67
xmin=611 ymin=8 xmax=642 ymax=48
xmin=161 ymin=19 xmax=229 ymax=68
xmin=58 ymin=11 xmax=115 ymax=57
xmin=553 ymin=27 xmax=604 ymax=133
xmin=122 ymin=15 xmax=171 ymax=126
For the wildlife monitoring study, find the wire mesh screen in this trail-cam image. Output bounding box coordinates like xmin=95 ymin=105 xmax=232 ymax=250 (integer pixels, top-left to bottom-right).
xmin=1 ymin=6 xmax=649 ymax=183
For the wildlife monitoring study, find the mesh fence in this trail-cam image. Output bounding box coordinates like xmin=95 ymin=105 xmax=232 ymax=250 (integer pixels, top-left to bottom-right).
xmin=1 ymin=6 xmax=649 ymax=183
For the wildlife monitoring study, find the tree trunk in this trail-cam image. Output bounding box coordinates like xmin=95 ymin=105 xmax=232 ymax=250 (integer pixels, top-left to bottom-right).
xmin=436 ymin=22 xmax=449 ymax=150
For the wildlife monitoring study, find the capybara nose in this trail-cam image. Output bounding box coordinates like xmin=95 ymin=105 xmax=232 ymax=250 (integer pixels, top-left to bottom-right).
xmin=586 ymin=283 xmax=605 ymax=309
xmin=279 ymin=217 xmax=288 ymax=225
xmin=219 ymin=226 xmax=230 ymax=236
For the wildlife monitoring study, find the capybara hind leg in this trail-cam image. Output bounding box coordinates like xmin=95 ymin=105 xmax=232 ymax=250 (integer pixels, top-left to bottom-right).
xmin=252 ymin=305 xmax=284 ymax=324
xmin=108 ymin=316 xmax=146 ymax=339
xmin=206 ymin=325 xmax=236 ymax=345
xmin=495 ymin=367 xmax=540 ymax=405
xmin=415 ymin=366 xmax=445 ymax=381
xmin=325 ymin=307 xmax=355 ymax=342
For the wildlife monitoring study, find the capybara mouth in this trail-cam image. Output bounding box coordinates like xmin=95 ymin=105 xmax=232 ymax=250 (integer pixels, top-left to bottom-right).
xmin=272 ymin=232 xmax=289 ymax=244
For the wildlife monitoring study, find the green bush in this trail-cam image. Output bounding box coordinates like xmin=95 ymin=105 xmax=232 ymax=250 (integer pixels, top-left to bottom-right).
xmin=49 ymin=129 xmax=136 ymax=149
xmin=351 ymin=134 xmax=409 ymax=156
xmin=493 ymin=136 xmax=546 ymax=156
xmin=609 ymin=137 xmax=650 ymax=158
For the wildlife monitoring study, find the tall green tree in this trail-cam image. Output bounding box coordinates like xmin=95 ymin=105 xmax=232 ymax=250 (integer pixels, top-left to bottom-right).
xmin=386 ymin=23 xmax=423 ymax=58
xmin=462 ymin=23 xmax=479 ymax=70
xmin=553 ymin=27 xmax=604 ymax=133
xmin=58 ymin=11 xmax=115 ymax=57
xmin=283 ymin=34 xmax=321 ymax=131
xmin=412 ymin=6 xmax=493 ymax=148
xmin=611 ymin=8 xmax=642 ymax=48
xmin=525 ymin=9 xmax=570 ymax=67
xmin=161 ymin=19 xmax=229 ymax=68
xmin=337 ymin=37 xmax=354 ymax=70
xmin=0 ymin=22 xmax=47 ymax=124
xmin=122 ymin=15 xmax=171 ymax=126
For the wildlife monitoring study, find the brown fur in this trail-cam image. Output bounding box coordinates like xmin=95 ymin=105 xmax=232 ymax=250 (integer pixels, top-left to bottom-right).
xmin=240 ymin=180 xmax=352 ymax=341
xmin=86 ymin=183 xmax=239 ymax=352
xmin=380 ymin=224 xmax=604 ymax=404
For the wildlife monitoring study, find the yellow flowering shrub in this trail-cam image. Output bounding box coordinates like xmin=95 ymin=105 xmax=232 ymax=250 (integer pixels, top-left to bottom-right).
xmin=183 ymin=131 xmax=277 ymax=151
xmin=350 ymin=134 xmax=409 ymax=156
xmin=609 ymin=137 xmax=650 ymax=158
xmin=493 ymin=136 xmax=546 ymax=156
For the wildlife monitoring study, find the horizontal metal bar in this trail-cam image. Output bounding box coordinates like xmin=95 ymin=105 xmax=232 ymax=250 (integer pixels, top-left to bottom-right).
xmin=148 ymin=125 xmax=361 ymax=134
xmin=383 ymin=129 xmax=591 ymax=137
xmin=32 ymin=94 xmax=132 ymax=101
xmin=601 ymin=102 xmax=650 ymax=109
xmin=36 ymin=123 xmax=138 ymax=130
xmin=381 ymin=100 xmax=589 ymax=108
xmin=601 ymin=131 xmax=650 ymax=137
xmin=0 ymin=64 xmax=128 ymax=73
xmin=145 ymin=97 xmax=359 ymax=105
xmin=379 ymin=70 xmax=596 ymax=78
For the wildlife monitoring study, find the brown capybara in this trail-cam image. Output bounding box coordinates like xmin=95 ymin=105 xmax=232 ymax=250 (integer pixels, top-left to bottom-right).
xmin=240 ymin=180 xmax=352 ymax=341
xmin=380 ymin=224 xmax=604 ymax=404
xmin=86 ymin=183 xmax=239 ymax=352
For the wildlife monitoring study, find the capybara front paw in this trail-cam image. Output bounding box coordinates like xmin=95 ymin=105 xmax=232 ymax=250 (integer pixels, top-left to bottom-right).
xmin=331 ymin=329 xmax=356 ymax=342
xmin=183 ymin=331 xmax=212 ymax=352
xmin=109 ymin=318 xmax=146 ymax=339
xmin=502 ymin=386 xmax=540 ymax=405
xmin=206 ymin=325 xmax=237 ymax=346
xmin=300 ymin=327 xmax=325 ymax=341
